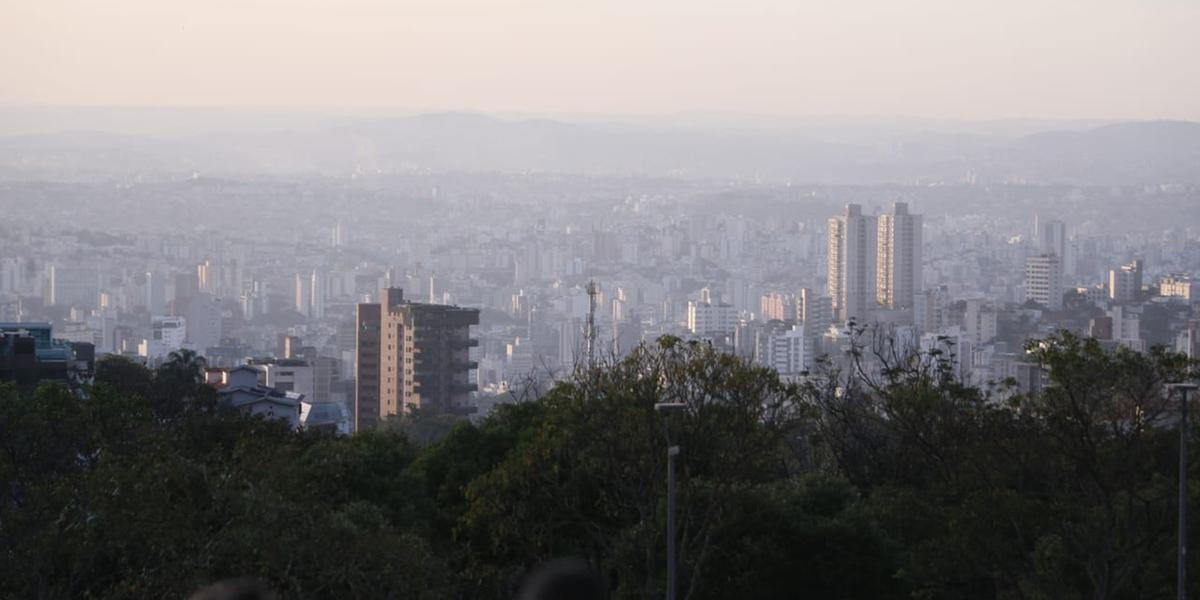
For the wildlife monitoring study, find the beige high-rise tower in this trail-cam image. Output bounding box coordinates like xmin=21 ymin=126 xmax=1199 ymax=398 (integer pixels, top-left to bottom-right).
xmin=876 ymin=202 xmax=923 ymax=311
xmin=355 ymin=288 xmax=479 ymax=427
xmin=827 ymin=204 xmax=877 ymax=323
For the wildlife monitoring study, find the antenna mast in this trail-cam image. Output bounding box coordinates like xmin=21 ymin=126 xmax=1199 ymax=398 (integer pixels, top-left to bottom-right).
xmin=586 ymin=280 xmax=598 ymax=367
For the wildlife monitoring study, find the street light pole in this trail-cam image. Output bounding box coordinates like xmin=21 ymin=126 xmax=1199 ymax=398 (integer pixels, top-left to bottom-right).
xmin=666 ymin=444 xmax=679 ymax=600
xmin=655 ymin=401 xmax=686 ymax=600
xmin=1169 ymin=382 xmax=1197 ymax=600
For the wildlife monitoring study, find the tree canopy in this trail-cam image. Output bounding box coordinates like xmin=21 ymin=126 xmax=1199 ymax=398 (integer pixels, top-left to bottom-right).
xmin=1 ymin=332 xmax=1197 ymax=599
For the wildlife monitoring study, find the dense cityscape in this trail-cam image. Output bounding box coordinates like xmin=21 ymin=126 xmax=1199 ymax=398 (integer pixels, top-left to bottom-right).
xmin=2 ymin=172 xmax=1197 ymax=430
xmin=3 ymin=0 xmax=1200 ymax=597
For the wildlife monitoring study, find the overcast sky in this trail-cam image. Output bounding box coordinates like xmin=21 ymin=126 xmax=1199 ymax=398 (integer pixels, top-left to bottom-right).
xmin=2 ymin=0 xmax=1198 ymax=121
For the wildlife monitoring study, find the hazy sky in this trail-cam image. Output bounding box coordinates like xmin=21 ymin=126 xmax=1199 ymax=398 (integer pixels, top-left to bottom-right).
xmin=2 ymin=0 xmax=1198 ymax=121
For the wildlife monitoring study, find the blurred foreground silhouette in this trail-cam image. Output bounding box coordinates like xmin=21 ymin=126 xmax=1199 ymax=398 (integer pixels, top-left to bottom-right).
xmin=517 ymin=558 xmax=605 ymax=600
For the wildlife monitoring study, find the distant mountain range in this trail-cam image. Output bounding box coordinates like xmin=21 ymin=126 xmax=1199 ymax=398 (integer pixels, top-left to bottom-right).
xmin=0 ymin=109 xmax=1196 ymax=185
xmin=1008 ymin=121 xmax=1200 ymax=185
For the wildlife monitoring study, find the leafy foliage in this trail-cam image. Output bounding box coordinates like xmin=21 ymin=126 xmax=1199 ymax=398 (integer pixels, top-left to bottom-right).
xmin=1 ymin=332 xmax=1196 ymax=599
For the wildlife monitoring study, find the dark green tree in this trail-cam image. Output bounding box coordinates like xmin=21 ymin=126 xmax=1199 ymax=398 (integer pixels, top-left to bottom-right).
xmin=806 ymin=329 xmax=1197 ymax=599
xmin=453 ymin=338 xmax=887 ymax=599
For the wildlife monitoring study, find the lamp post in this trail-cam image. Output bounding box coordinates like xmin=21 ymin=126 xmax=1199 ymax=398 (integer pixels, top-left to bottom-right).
xmin=1169 ymin=382 xmax=1198 ymax=600
xmin=655 ymin=401 xmax=686 ymax=600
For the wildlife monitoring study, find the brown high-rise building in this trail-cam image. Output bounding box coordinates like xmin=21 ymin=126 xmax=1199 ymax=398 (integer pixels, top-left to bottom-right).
xmin=356 ymin=288 xmax=479 ymax=428
xmin=354 ymin=302 xmax=382 ymax=431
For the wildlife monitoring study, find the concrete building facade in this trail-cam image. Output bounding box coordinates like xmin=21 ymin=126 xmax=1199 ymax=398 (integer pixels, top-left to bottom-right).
xmin=1108 ymin=259 xmax=1144 ymax=303
xmin=828 ymin=204 xmax=877 ymax=323
xmin=356 ymin=288 xmax=479 ymax=426
xmin=1025 ymin=254 xmax=1064 ymax=311
xmin=353 ymin=302 xmax=381 ymax=431
xmin=876 ymin=202 xmax=923 ymax=311
xmin=687 ymin=300 xmax=737 ymax=338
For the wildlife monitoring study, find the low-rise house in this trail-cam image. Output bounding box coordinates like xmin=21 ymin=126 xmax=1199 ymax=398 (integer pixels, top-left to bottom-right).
xmin=214 ymin=365 xmax=303 ymax=429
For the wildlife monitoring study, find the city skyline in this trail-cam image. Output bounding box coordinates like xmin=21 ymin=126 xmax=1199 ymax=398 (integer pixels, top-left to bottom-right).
xmin=2 ymin=3 xmax=1198 ymax=597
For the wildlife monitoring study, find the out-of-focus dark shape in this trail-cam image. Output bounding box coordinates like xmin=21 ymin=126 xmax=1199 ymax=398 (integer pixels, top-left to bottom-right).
xmin=517 ymin=558 xmax=606 ymax=600
xmin=188 ymin=577 xmax=277 ymax=600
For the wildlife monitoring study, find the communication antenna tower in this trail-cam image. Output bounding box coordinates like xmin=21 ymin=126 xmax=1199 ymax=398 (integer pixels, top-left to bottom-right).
xmin=586 ymin=280 xmax=598 ymax=367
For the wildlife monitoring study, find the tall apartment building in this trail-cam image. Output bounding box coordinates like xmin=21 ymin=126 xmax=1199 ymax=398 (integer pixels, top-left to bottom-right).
xmin=1025 ymin=254 xmax=1064 ymax=310
xmin=0 ymin=257 xmax=28 ymax=295
xmin=759 ymin=292 xmax=794 ymax=322
xmin=796 ymin=288 xmax=832 ymax=336
xmin=827 ymin=204 xmax=877 ymax=323
xmin=1108 ymin=305 xmax=1144 ymax=352
xmin=378 ymin=288 xmax=414 ymax=418
xmin=310 ymin=270 xmax=326 ymax=320
xmin=354 ymin=302 xmax=382 ymax=431
xmin=758 ymin=324 xmax=809 ymax=375
xmin=919 ymin=285 xmax=950 ymax=333
xmin=962 ymin=299 xmax=998 ymax=345
xmin=385 ymin=292 xmax=480 ymax=415
xmin=295 ymin=272 xmax=312 ymax=317
xmin=331 ymin=222 xmax=348 ymax=248
xmin=687 ymin=300 xmax=737 ymax=337
xmin=355 ymin=288 xmax=479 ymax=428
xmin=558 ymin=317 xmax=584 ymax=370
xmin=48 ymin=265 xmax=99 ymax=309
xmin=143 ymin=315 xmax=187 ymax=361
xmin=293 ymin=270 xmax=328 ymax=320
xmin=185 ymin=293 xmax=222 ymax=354
xmin=876 ymin=202 xmax=923 ymax=311
xmin=1038 ymin=219 xmax=1073 ymax=276
xmin=1108 ymin=259 xmax=1143 ymax=303
xmin=196 ymin=260 xmax=213 ymax=295
xmin=144 ymin=270 xmax=166 ymax=314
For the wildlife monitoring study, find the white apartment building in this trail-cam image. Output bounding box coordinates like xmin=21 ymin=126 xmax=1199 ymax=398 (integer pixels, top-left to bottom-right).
xmin=1024 ymin=254 xmax=1064 ymax=311
xmin=687 ymin=300 xmax=737 ymax=338
xmin=142 ymin=315 xmax=187 ymax=360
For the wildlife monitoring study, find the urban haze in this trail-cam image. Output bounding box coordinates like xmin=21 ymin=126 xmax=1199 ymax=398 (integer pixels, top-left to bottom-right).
xmin=1 ymin=1 xmax=1199 ymax=599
